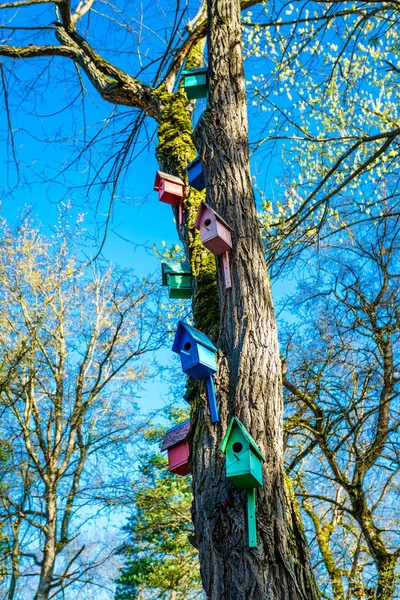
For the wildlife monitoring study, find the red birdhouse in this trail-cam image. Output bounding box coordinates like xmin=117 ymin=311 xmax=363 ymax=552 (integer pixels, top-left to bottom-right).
xmin=161 ymin=420 xmax=191 ymax=476
xmin=154 ymin=171 xmax=185 ymax=224
xmin=194 ymin=201 xmax=233 ymax=289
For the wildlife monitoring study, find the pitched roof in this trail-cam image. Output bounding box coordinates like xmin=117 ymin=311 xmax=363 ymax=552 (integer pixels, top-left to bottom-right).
xmin=161 ymin=262 xmax=191 ymax=285
xmin=172 ymin=320 xmax=218 ymax=354
xmin=182 ymin=156 xmax=201 ymax=173
xmin=154 ymin=171 xmax=185 ymax=191
xmin=182 ymin=67 xmax=208 ymax=76
xmin=194 ymin=201 xmax=233 ymax=232
xmin=220 ymin=417 xmax=265 ymax=462
xmin=161 ymin=419 xmax=190 ymax=451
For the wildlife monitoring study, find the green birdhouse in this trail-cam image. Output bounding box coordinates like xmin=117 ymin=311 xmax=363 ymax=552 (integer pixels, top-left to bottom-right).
xmin=182 ymin=67 xmax=208 ymax=100
xmin=220 ymin=417 xmax=265 ymax=548
xmin=220 ymin=417 xmax=265 ymax=489
xmin=161 ymin=262 xmax=193 ymax=299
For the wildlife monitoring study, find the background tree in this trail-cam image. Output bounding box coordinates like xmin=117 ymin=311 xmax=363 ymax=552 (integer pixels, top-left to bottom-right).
xmin=115 ymin=407 xmax=203 ymax=600
xmin=0 ymin=215 xmax=166 ymax=600
xmin=281 ymin=216 xmax=400 ymax=599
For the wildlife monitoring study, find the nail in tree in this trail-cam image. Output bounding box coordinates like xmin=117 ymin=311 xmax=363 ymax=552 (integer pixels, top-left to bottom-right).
xmin=172 ymin=321 xmax=219 ymax=423
xmin=220 ymin=417 xmax=265 ymax=547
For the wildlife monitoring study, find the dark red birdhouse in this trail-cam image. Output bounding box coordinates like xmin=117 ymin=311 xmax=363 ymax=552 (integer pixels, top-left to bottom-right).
xmin=161 ymin=420 xmax=191 ymax=476
xmin=154 ymin=171 xmax=185 ymax=223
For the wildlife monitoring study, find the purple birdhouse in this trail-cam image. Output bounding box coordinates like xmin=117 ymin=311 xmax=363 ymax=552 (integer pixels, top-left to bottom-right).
xmin=161 ymin=420 xmax=191 ymax=476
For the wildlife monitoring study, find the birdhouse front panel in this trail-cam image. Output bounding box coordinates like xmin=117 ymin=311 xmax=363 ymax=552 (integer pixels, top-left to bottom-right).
xmin=167 ymin=273 xmax=192 ymax=299
xmin=201 ymin=219 xmax=232 ymax=255
xmin=182 ymin=68 xmax=208 ymax=100
xmin=178 ymin=329 xmax=200 ymax=374
xmin=159 ymin=178 xmax=184 ymax=207
xmin=168 ymin=441 xmax=191 ymax=476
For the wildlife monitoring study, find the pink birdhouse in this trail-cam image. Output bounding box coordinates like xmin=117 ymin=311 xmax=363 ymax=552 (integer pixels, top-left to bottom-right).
xmin=194 ymin=201 xmax=233 ymax=289
xmin=161 ymin=420 xmax=191 ymax=476
xmin=194 ymin=201 xmax=232 ymax=255
xmin=154 ymin=171 xmax=185 ymax=224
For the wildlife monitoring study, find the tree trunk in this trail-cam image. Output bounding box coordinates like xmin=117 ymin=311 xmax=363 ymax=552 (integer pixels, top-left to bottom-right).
xmin=187 ymin=0 xmax=320 ymax=597
xmin=34 ymin=486 xmax=57 ymax=600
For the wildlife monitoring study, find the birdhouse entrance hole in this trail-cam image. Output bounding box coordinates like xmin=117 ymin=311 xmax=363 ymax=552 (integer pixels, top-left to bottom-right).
xmin=233 ymin=442 xmax=243 ymax=453
xmin=184 ymin=342 xmax=192 ymax=351
xmin=204 ymin=218 xmax=211 ymax=227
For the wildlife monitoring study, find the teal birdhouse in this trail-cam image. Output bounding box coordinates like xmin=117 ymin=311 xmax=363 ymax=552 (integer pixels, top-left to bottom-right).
xmin=220 ymin=417 xmax=265 ymax=548
xmin=220 ymin=417 xmax=264 ymax=489
xmin=182 ymin=67 xmax=208 ymax=100
xmin=161 ymin=262 xmax=192 ymax=299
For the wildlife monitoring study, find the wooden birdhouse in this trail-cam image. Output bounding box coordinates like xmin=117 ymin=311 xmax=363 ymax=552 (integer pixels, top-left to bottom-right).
xmin=161 ymin=262 xmax=192 ymax=299
xmin=220 ymin=417 xmax=265 ymax=548
xmin=172 ymin=320 xmax=219 ymax=423
xmin=154 ymin=171 xmax=185 ymax=224
xmin=194 ymin=201 xmax=233 ymax=289
xmin=182 ymin=67 xmax=208 ymax=100
xmin=183 ymin=156 xmax=205 ymax=191
xmin=161 ymin=420 xmax=191 ymax=476
xmin=220 ymin=417 xmax=264 ymax=489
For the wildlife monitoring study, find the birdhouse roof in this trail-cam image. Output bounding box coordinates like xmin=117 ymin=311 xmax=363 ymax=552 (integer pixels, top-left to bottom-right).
xmin=220 ymin=417 xmax=265 ymax=462
xmin=161 ymin=419 xmax=190 ymax=452
xmin=172 ymin=320 xmax=218 ymax=354
xmin=194 ymin=202 xmax=233 ymax=232
xmin=161 ymin=262 xmax=191 ymax=285
xmin=182 ymin=67 xmax=208 ymax=76
xmin=154 ymin=171 xmax=185 ymax=191
xmin=182 ymin=156 xmax=201 ymax=172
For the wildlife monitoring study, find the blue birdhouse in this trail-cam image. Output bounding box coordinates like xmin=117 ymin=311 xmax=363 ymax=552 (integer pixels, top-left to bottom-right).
xmin=172 ymin=321 xmax=219 ymax=423
xmin=183 ymin=156 xmax=205 ymax=191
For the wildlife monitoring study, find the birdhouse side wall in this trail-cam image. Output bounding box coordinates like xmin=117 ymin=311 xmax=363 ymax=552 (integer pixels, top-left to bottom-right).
xmin=167 ymin=274 xmax=192 ymax=290
xmin=197 ymin=345 xmax=217 ymax=375
xmin=168 ymin=441 xmax=191 ymax=475
xmin=216 ymin=221 xmax=232 ymax=249
xmin=249 ymin=450 xmax=263 ymax=487
xmin=159 ymin=180 xmax=184 ymax=206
